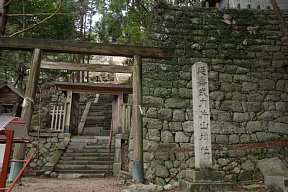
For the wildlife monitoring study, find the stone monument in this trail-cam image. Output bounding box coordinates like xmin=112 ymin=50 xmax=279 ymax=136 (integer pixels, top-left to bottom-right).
xmin=192 ymin=62 xmax=212 ymax=169
xmin=179 ymin=62 xmax=235 ymax=192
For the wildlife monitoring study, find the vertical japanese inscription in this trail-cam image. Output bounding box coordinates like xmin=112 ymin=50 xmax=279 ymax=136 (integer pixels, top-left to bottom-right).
xmin=192 ymin=62 xmax=212 ymax=169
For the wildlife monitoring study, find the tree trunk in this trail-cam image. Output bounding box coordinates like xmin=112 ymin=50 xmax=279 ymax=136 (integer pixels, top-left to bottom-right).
xmin=0 ymin=0 xmax=10 ymax=35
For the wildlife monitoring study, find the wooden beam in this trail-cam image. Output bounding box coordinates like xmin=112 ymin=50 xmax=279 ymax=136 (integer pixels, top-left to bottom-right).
xmin=21 ymin=48 xmax=42 ymax=130
xmin=9 ymin=48 xmax=42 ymax=182
xmin=41 ymin=61 xmax=133 ymax=73
xmin=64 ymin=90 xmax=73 ymax=133
xmin=54 ymin=82 xmax=133 ymax=95
xmin=117 ymin=94 xmax=124 ymax=133
xmin=78 ymin=101 xmax=92 ymax=134
xmin=132 ymin=54 xmax=144 ymax=183
xmin=0 ymin=37 xmax=174 ymax=59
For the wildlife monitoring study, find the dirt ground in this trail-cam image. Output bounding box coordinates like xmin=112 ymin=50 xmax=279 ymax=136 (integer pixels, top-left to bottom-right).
xmin=12 ymin=176 xmax=127 ymax=192
xmin=10 ymin=176 xmax=267 ymax=192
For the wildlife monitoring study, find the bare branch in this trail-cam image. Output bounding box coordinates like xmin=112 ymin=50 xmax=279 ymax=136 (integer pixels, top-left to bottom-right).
xmin=7 ymin=13 xmax=75 ymax=17
xmin=4 ymin=0 xmax=13 ymax=7
xmin=9 ymin=0 xmax=63 ymax=37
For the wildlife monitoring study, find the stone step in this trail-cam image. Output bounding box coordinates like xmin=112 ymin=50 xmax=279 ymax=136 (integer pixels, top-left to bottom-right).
xmin=82 ymin=131 xmax=110 ymax=136
xmin=66 ymin=148 xmax=113 ymax=153
xmin=62 ymin=152 xmax=112 ymax=157
xmin=86 ymin=116 xmax=105 ymax=120
xmin=84 ymin=121 xmax=111 ymax=125
xmin=58 ymin=160 xmax=109 ymax=165
xmin=83 ymin=145 xmax=114 ymax=149
xmin=179 ymin=180 xmax=235 ymax=192
xmin=61 ymin=156 xmax=113 ymax=161
xmin=82 ymin=127 xmax=110 ymax=131
xmin=57 ymin=173 xmax=106 ymax=178
xmin=67 ymin=144 xmax=113 ymax=150
xmin=86 ymin=112 xmax=106 ymax=116
xmin=89 ymin=108 xmax=111 ymax=111
xmin=68 ymin=141 xmax=111 ymax=147
xmin=55 ymin=169 xmax=109 ymax=175
xmin=56 ymin=164 xmax=110 ymax=170
xmin=71 ymin=136 xmax=110 ymax=141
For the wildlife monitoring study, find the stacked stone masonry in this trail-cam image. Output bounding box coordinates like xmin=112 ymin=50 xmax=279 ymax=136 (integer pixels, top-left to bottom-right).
xmin=25 ymin=133 xmax=70 ymax=170
xmin=128 ymin=5 xmax=288 ymax=186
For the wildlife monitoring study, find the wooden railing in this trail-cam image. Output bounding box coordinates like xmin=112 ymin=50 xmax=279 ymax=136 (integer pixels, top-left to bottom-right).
xmin=50 ymin=105 xmax=66 ymax=132
xmin=121 ymin=104 xmax=132 ymax=134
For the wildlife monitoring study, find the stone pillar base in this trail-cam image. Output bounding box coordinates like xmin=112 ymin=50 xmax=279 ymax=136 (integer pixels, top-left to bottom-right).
xmin=179 ymin=180 xmax=235 ymax=192
xmin=179 ymin=170 xmax=235 ymax=192
xmin=184 ymin=169 xmax=225 ymax=182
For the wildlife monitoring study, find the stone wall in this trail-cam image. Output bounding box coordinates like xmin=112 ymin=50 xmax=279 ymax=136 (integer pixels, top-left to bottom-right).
xmin=128 ymin=5 xmax=288 ymax=185
xmin=26 ymin=133 xmax=70 ymax=170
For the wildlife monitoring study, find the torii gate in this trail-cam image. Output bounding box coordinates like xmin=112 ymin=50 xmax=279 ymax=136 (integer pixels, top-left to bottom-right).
xmin=0 ymin=37 xmax=174 ymax=182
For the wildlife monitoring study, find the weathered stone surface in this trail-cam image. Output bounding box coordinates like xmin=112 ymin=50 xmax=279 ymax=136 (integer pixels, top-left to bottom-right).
xmin=220 ymin=82 xmax=235 ymax=92
xmin=165 ymin=98 xmax=190 ymax=109
xmin=154 ymin=88 xmax=171 ymax=98
xmin=259 ymin=79 xmax=276 ymax=90
xmin=246 ymin=121 xmax=263 ymax=132
xmin=179 ymin=88 xmax=192 ymax=99
xmin=44 ymin=143 xmax=52 ymax=149
xmin=147 ymin=119 xmax=163 ymax=130
xmin=240 ymin=134 xmax=252 ymax=143
xmin=233 ymin=113 xmax=250 ymax=122
xmin=221 ymin=100 xmax=243 ymax=112
xmin=276 ymin=102 xmax=287 ymax=112
xmin=216 ymin=135 xmax=229 ymax=144
xmin=256 ymin=132 xmax=280 ymax=142
xmin=210 ymin=91 xmax=225 ymax=101
xmin=137 ymin=6 xmax=288 ymax=184
xmin=218 ymin=158 xmax=229 ymax=166
xmin=238 ymin=170 xmax=253 ymax=181
xmin=143 ymin=96 xmax=164 ymax=107
xmin=229 ymin=134 xmax=240 ymax=144
xmin=156 ymin=164 xmax=170 ymax=178
xmin=268 ymin=122 xmax=288 ymax=133
xmin=242 ymin=160 xmax=255 ymax=171
xmin=161 ymin=131 xmax=174 ymax=143
xmin=168 ymin=122 xmax=183 ymax=131
xmin=242 ymin=82 xmax=258 ymax=92
xmin=148 ymin=129 xmax=161 ymax=141
xmin=179 ymin=180 xmax=235 ymax=192
xmin=182 ymin=121 xmax=193 ymax=132
xmin=122 ymin=183 xmax=163 ymax=192
xmin=246 ymin=102 xmax=262 ymax=112
xmin=158 ymin=108 xmax=173 ymax=121
xmin=258 ymin=157 xmax=288 ymax=177
xmin=219 ymin=73 xmax=233 ymax=82
xmin=146 ymin=108 xmax=158 ymax=118
xmin=155 ymin=151 xmax=169 ymax=161
xmin=175 ymin=132 xmax=190 ymax=143
xmin=257 ymin=111 xmax=273 ymax=120
xmin=173 ymin=109 xmax=185 ymax=122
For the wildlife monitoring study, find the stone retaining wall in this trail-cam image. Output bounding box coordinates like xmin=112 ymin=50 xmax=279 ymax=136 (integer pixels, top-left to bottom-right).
xmin=26 ymin=133 xmax=70 ymax=170
xmin=128 ymin=4 xmax=288 ymax=185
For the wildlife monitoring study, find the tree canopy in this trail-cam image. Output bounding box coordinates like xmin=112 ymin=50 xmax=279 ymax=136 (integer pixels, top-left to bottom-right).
xmin=0 ymin=0 xmax=165 ymax=87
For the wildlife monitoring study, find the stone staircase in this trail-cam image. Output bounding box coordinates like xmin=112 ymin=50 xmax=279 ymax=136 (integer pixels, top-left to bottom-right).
xmin=55 ymin=94 xmax=115 ymax=178
xmin=82 ymin=95 xmax=114 ymax=136
xmin=55 ymin=136 xmax=114 ymax=177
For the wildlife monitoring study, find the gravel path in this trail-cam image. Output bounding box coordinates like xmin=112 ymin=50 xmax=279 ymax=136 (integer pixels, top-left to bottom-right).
xmin=12 ymin=177 xmax=126 ymax=192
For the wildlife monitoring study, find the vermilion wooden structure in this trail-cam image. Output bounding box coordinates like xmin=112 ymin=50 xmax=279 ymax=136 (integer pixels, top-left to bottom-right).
xmin=0 ymin=116 xmax=32 ymax=192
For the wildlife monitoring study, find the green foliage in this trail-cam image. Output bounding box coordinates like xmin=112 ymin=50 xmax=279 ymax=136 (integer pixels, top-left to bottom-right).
xmin=95 ymin=0 xmax=155 ymax=45
xmin=1 ymin=0 xmax=79 ymax=88
xmin=7 ymin=0 xmax=76 ymax=39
